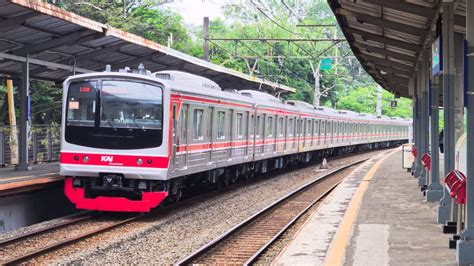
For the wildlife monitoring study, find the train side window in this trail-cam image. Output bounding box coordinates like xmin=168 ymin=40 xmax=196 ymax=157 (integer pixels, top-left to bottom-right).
xmin=217 ymin=111 xmax=225 ymax=139
xmin=315 ymin=120 xmax=319 ymax=135
xmin=236 ymin=113 xmax=243 ymax=138
xmin=307 ymin=119 xmax=312 ymax=136
xmin=278 ymin=117 xmax=284 ymax=137
xmin=249 ymin=114 xmax=255 ymax=137
xmin=256 ymin=115 xmax=262 ymax=138
xmin=267 ymin=116 xmax=274 ymax=137
xmin=193 ymin=109 xmax=204 ymax=140
xmin=180 ymin=105 xmax=188 ymax=143
xmin=288 ymin=118 xmax=294 ymax=137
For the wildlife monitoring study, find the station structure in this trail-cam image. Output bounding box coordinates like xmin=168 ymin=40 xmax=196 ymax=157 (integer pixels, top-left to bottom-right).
xmin=0 ymin=0 xmax=294 ymax=172
xmin=1 ymin=0 xmax=474 ymax=264
xmin=329 ymin=0 xmax=473 ymax=263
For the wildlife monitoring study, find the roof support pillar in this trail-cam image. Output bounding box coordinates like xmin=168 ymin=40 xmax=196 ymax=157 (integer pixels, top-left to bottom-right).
xmin=15 ymin=54 xmax=31 ymax=171
xmin=438 ymin=0 xmax=455 ymax=225
xmin=414 ymin=68 xmax=424 ymax=180
xmin=426 ymin=73 xmax=443 ymax=202
xmin=457 ymin=0 xmax=474 ymax=261
xmin=413 ymin=72 xmax=419 ymax=175
xmin=454 ymin=32 xmax=465 ymax=141
xmin=417 ymin=52 xmax=429 ymax=187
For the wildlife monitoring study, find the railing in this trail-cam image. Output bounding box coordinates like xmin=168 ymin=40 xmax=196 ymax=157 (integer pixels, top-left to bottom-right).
xmin=0 ymin=125 xmax=60 ymax=167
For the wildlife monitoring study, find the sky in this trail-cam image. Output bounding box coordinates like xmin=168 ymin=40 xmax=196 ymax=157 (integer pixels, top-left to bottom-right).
xmin=164 ymin=0 xmax=226 ymax=26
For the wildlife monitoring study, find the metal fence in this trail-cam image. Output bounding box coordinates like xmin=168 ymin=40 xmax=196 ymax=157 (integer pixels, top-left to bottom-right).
xmin=0 ymin=125 xmax=60 ymax=167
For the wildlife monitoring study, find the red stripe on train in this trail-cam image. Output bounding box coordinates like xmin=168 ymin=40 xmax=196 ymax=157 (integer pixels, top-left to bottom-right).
xmin=60 ymin=152 xmax=169 ymax=168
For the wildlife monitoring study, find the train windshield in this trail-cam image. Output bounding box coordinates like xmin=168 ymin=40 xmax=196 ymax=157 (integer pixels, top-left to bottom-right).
xmin=65 ymin=79 xmax=163 ymax=149
xmin=100 ymin=80 xmax=162 ymax=130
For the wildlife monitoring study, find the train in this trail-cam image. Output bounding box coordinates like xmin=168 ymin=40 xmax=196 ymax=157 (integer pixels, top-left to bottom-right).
xmin=60 ymin=65 xmax=411 ymax=212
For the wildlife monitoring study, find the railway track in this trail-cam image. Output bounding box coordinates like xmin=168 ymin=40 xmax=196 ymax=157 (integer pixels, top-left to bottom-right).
xmin=177 ymin=158 xmax=367 ymax=265
xmin=0 ymin=213 xmax=144 ymax=265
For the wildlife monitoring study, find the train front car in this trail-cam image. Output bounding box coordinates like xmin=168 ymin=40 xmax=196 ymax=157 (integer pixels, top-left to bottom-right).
xmin=60 ymin=70 xmax=170 ymax=212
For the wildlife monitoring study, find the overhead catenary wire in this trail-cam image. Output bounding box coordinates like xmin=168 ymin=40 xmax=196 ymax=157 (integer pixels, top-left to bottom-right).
xmin=208 ymin=39 xmax=314 ymax=90
xmin=250 ymin=0 xmax=298 ymax=35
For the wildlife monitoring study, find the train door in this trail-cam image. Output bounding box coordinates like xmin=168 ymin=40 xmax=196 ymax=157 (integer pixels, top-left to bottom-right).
xmin=314 ymin=119 xmax=320 ymax=147
xmin=277 ymin=116 xmax=284 ymax=153
xmin=188 ymin=105 xmax=208 ymax=169
xmin=255 ymin=114 xmax=263 ymax=157
xmin=320 ymin=120 xmax=325 ymax=146
xmin=170 ymin=104 xmax=177 ymax=173
xmin=327 ymin=121 xmax=332 ymax=145
xmin=245 ymin=111 xmax=251 ymax=159
xmin=286 ymin=117 xmax=293 ymax=151
xmin=248 ymin=112 xmax=255 ymax=158
xmin=208 ymin=106 xmax=214 ymax=165
xmin=176 ymin=104 xmax=188 ymax=171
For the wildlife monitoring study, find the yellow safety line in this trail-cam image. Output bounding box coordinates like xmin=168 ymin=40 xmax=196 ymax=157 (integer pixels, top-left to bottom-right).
xmin=0 ymin=172 xmax=59 ymax=182
xmin=324 ymin=148 xmax=399 ymax=266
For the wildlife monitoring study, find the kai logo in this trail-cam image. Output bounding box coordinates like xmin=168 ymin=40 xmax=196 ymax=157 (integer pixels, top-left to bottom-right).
xmin=101 ymin=155 xmax=114 ymax=162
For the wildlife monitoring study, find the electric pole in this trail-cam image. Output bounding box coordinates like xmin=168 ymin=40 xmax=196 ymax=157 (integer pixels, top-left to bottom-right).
xmin=203 ymin=17 xmax=210 ymax=62
xmin=310 ymin=61 xmax=322 ymax=107
xmin=376 ymin=84 xmax=383 ymax=117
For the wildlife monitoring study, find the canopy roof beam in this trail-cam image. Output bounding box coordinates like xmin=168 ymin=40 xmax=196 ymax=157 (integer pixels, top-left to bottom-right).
xmin=346 ymin=27 xmax=422 ymax=52
xmin=335 ymin=8 xmax=428 ymax=37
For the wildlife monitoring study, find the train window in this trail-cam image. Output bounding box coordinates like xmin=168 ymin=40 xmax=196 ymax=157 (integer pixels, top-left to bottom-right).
xmin=66 ymin=81 xmax=98 ymax=127
xmin=256 ymin=115 xmax=262 ymax=137
xmin=278 ymin=117 xmax=284 ymax=137
xmin=297 ymin=119 xmax=303 ymax=135
xmin=315 ymin=120 xmax=319 ymax=135
xmin=267 ymin=116 xmax=274 ymax=137
xmin=180 ymin=105 xmax=188 ymax=143
xmin=236 ymin=113 xmax=243 ymax=138
xmin=288 ymin=118 xmax=294 ymax=137
xmin=193 ymin=109 xmax=204 ymax=140
xmin=307 ymin=120 xmax=312 ymax=136
xmin=249 ymin=114 xmax=255 ymax=137
xmin=217 ymin=111 xmax=225 ymax=139
xmin=208 ymin=108 xmax=213 ymax=139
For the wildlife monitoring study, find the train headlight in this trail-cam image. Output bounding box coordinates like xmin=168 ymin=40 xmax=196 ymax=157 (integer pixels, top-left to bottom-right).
xmin=147 ymin=159 xmax=152 ymax=164
xmin=83 ymin=156 xmax=89 ymax=163
xmin=137 ymin=158 xmax=143 ymax=165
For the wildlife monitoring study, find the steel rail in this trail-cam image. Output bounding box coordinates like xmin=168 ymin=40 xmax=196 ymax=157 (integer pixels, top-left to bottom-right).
xmin=2 ymin=214 xmax=144 ymax=265
xmin=0 ymin=212 xmax=97 ymax=246
xmin=176 ymin=158 xmax=368 ymax=265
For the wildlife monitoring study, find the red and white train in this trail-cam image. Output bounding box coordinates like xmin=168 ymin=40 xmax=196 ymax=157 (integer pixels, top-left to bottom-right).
xmin=60 ymin=66 xmax=410 ymax=212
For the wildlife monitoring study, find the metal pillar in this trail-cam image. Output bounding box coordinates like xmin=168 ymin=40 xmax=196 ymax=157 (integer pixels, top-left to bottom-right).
xmin=203 ymin=17 xmax=210 ymax=62
xmin=417 ymin=58 xmax=427 ymax=186
xmin=457 ymin=0 xmax=474 ymax=262
xmin=15 ymin=54 xmax=31 ymax=171
xmin=427 ymin=74 xmax=443 ymax=202
xmin=454 ymin=32 xmax=465 ymax=140
xmin=438 ymin=1 xmax=455 ymax=224
xmin=414 ymin=72 xmax=422 ymax=178
xmin=376 ymin=84 xmax=382 ymax=117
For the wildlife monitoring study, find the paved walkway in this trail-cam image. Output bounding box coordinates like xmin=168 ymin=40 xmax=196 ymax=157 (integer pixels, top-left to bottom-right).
xmin=0 ymin=163 xmax=60 ymax=196
xmin=275 ymin=149 xmax=455 ymax=265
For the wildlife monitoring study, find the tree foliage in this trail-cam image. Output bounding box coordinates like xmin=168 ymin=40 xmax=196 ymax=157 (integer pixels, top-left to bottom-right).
xmin=8 ymin=0 xmax=412 ymax=127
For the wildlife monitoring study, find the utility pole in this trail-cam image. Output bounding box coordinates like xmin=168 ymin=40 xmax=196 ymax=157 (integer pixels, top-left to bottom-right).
xmin=203 ymin=17 xmax=210 ymax=62
xmin=310 ymin=61 xmax=322 ymax=107
xmin=334 ymin=27 xmax=338 ymax=76
xmin=6 ymin=79 xmax=18 ymax=164
xmin=376 ymin=84 xmax=382 ymax=117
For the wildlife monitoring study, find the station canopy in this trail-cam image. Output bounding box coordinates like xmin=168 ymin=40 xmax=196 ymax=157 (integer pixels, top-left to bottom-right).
xmin=329 ymin=0 xmax=467 ymax=98
xmin=0 ymin=0 xmax=295 ymax=93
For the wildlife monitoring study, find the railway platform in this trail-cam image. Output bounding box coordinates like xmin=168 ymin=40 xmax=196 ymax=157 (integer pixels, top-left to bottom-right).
xmin=275 ymin=148 xmax=455 ymax=265
xmin=0 ymin=163 xmax=60 ymax=196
